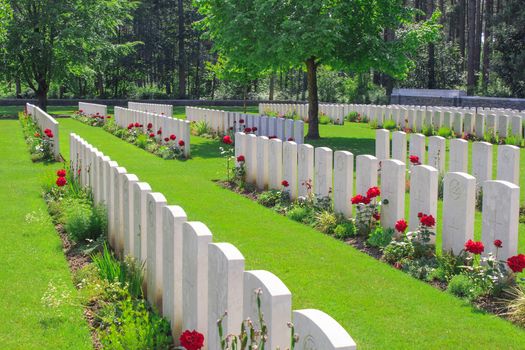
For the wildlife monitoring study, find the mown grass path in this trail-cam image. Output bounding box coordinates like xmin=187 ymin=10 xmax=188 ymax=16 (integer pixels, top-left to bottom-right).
xmin=0 ymin=120 xmax=92 ymax=349
xmin=59 ymin=118 xmax=525 ymax=349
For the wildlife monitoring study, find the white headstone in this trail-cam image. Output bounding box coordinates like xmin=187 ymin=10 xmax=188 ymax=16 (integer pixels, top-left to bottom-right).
xmin=375 ymin=129 xmax=390 ymax=161
xmin=268 ymin=139 xmax=283 ymax=190
xmin=246 ymin=134 xmax=258 ymax=184
xmin=428 ymin=136 xmax=446 ymax=174
xmin=497 ymin=145 xmax=520 ymax=185
xmin=449 ymin=139 xmax=468 ymax=173
xmin=472 ymin=141 xmax=493 ymax=189
xmin=391 ymin=131 xmax=407 ymax=162
xmin=409 ymin=165 xmax=438 ymax=237
xmin=146 ymin=192 xmax=167 ymax=310
xmin=380 ymin=160 xmax=406 ymax=230
xmin=355 ymin=155 xmax=379 ymax=196
xmin=132 ymin=182 xmax=151 ymax=264
xmin=333 ymin=151 xmax=354 ymax=218
xmin=122 ymin=173 xmax=139 ymax=257
xmin=298 ymin=144 xmax=315 ymax=198
xmin=256 ymin=136 xmax=269 ymax=190
xmin=283 ymin=141 xmax=298 ymax=199
xmin=314 ymin=147 xmax=333 ymax=198
xmin=409 ymin=133 xmax=426 ymax=165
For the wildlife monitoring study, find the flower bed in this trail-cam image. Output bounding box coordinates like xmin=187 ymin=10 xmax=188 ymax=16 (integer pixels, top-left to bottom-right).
xmin=218 ymin=137 xmax=525 ymax=328
xmin=74 ymin=113 xmax=188 ymax=160
xmin=19 ymin=112 xmax=59 ymax=162
xmin=41 ymin=168 xmax=173 ymax=349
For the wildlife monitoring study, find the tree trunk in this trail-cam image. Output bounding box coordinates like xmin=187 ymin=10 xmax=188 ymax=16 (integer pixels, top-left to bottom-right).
xmin=177 ymin=0 xmax=186 ymax=98
xmin=427 ymin=0 xmax=436 ymax=88
xmin=467 ymin=0 xmax=477 ymax=94
xmin=459 ymin=0 xmax=466 ymax=58
xmin=269 ymin=73 xmax=275 ymax=100
xmin=305 ymin=57 xmax=319 ymax=139
xmin=482 ymin=0 xmax=493 ymax=90
xmin=474 ymin=0 xmax=483 ymax=73
xmin=36 ymin=80 xmax=49 ymax=111
xmin=15 ymin=78 xmax=21 ymax=98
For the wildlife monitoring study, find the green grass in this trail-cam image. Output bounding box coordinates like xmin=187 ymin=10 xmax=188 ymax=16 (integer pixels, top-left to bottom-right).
xmin=55 ymin=117 xmax=525 ymax=349
xmin=0 ymin=120 xmax=92 ymax=349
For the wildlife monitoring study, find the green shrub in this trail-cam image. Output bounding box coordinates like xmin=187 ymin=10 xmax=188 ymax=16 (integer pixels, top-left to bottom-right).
xmin=145 ymin=142 xmax=159 ymax=154
xmin=333 ymin=221 xmax=357 ymax=240
xmin=402 ymin=257 xmax=437 ymax=281
xmin=447 ymin=274 xmax=484 ymax=301
xmin=114 ymin=128 xmax=128 ymax=139
xmin=369 ymin=120 xmax=379 ymax=129
xmin=434 ymin=251 xmax=467 ymax=282
xmin=257 ymin=190 xmax=285 ymax=208
xmin=437 ymin=126 xmax=453 ymax=138
xmin=287 ymin=206 xmax=311 ymax=223
xmin=422 ymin=124 xmax=435 ymax=136
xmin=383 ymin=240 xmax=415 ymax=264
xmin=99 ymin=298 xmax=172 ymax=350
xmin=345 ymin=111 xmax=359 ymax=122
xmin=382 ymin=119 xmax=397 ymax=130
xmin=314 ymin=211 xmax=338 ymax=235
xmin=135 ymin=134 xmax=149 ymax=149
xmin=192 ymin=120 xmax=212 ymax=136
xmin=319 ymin=114 xmax=332 ymax=125
xmin=367 ymin=227 xmax=394 ymax=248
xmin=64 ymin=201 xmax=107 ymax=242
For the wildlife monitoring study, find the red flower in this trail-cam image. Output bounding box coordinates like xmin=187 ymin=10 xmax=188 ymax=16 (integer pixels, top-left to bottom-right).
xmin=170 ymin=134 xmax=177 ymax=141
xmin=134 ymin=122 xmax=140 ymax=128
xmin=409 ymin=155 xmax=420 ymax=165
xmin=419 ymin=214 xmax=436 ymax=227
xmin=253 ymin=127 xmax=258 ymax=131
xmin=56 ymin=177 xmax=67 ymax=187
xmin=147 ymin=123 xmax=153 ymax=130
xmin=239 ymin=119 xmax=245 ymax=124
xmin=366 ymin=186 xmax=381 ymax=199
xmin=237 ymin=155 xmax=245 ymax=162
xmin=149 ymin=133 xmax=155 ymax=138
xmin=494 ymin=240 xmax=503 ymax=248
xmin=179 ymin=330 xmax=204 ymax=350
xmin=229 ymin=126 xmax=233 ymax=131
xmin=417 ymin=212 xmax=423 ymax=218
xmin=393 ymin=262 xmax=403 ymax=270
xmin=269 ymin=135 xmax=277 ymax=139
xmin=157 ymin=129 xmax=162 ymax=135
xmin=44 ymin=128 xmax=53 ymax=138
xmin=164 ymin=137 xmax=169 ymax=142
xmin=464 ymin=239 xmax=484 ymax=255
xmin=395 ymin=219 xmax=408 ymax=233
xmin=507 ymin=254 xmax=525 ymax=273
xmin=56 ymin=169 xmax=66 ymax=178
xmin=287 ymin=137 xmax=295 ymax=141
xmin=281 ymin=180 xmax=289 ymax=187
xmin=245 ymin=127 xmax=252 ymax=133
xmin=128 ymin=123 xmax=134 ymax=129
xmin=178 ymin=140 xmax=185 ymax=147
xmin=222 ymin=135 xmax=233 ymax=144
xmin=79 ymin=109 xmax=84 ymax=113
xmin=351 ymin=194 xmax=366 ymax=204
xmin=362 ymin=196 xmax=371 ymax=204
xmin=96 ymin=112 xmax=100 ymax=115
xmin=107 ymin=116 xmax=111 ymax=119
xmin=373 ymin=212 xmax=381 ymax=221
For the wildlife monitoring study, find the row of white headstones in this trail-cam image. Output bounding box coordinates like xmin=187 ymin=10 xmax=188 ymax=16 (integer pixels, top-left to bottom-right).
xmin=114 ymin=106 xmax=191 ymax=158
xmin=78 ymin=102 xmax=108 ymax=117
xmin=186 ymin=106 xmax=305 ymax=144
xmin=128 ymin=101 xmax=173 ymax=117
xmin=25 ymin=103 xmax=60 ymax=158
xmin=259 ymin=103 xmax=525 ymax=138
xmin=375 ymin=129 xmax=521 ymax=187
xmin=234 ymin=131 xmax=520 ymax=261
xmin=69 ymin=133 xmax=356 ymax=350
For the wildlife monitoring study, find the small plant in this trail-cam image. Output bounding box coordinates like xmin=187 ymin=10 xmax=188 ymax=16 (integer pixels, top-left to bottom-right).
xmin=319 ymin=113 xmax=332 ymax=125
xmin=383 ymin=240 xmax=415 ymax=264
xmin=382 ymin=119 xmax=397 ymax=130
xmin=220 ymin=135 xmax=235 ymax=183
xmin=422 ymin=124 xmax=435 ymax=136
xmin=483 ymin=128 xmax=498 ymax=144
xmin=367 ymin=227 xmax=395 ymax=248
xmin=287 ymin=205 xmax=312 ymax=224
xmin=345 ymin=111 xmax=360 ymax=122
xmin=314 ymin=210 xmax=338 ymax=235
xmin=447 ymin=274 xmax=484 ymax=301
xmin=351 ymin=186 xmax=381 ymax=236
xmin=369 ymin=120 xmax=379 ymax=129
xmin=505 ymin=286 xmax=525 ymax=327
xmin=333 ymin=221 xmax=357 ymax=240
xmin=437 ymin=126 xmax=453 ymax=138
xmin=234 ymin=155 xmax=247 ymax=187
xmin=192 ymin=120 xmax=213 ymax=136
xmin=257 ymin=190 xmax=286 ymax=208
xmin=135 ymin=134 xmax=149 ymax=149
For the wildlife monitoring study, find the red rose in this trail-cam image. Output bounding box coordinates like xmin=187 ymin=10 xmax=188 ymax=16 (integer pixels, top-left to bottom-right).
xmin=464 ymin=239 xmax=484 ymax=255
xmin=287 ymin=137 xmax=295 ymax=141
xmin=157 ymin=129 xmax=162 ymax=135
xmin=79 ymin=109 xmax=83 ymax=113
xmin=170 ymin=134 xmax=177 ymax=141
xmin=507 ymin=254 xmax=525 ymax=273
xmin=245 ymin=127 xmax=252 ymax=133
xmin=253 ymin=127 xmax=258 ymax=131
xmin=281 ymin=180 xmax=289 ymax=187
xmin=409 ymin=155 xmax=420 ymax=165
xmin=56 ymin=177 xmax=67 ymax=187
xmin=237 ymin=155 xmax=245 ymax=162
xmin=178 ymin=140 xmax=185 ymax=147
xmin=56 ymin=169 xmax=66 ymax=178
xmin=393 ymin=262 xmax=403 ymax=270
xmin=494 ymin=239 xmax=503 ymax=248
xmin=239 ymin=119 xmax=245 ymax=124
xmin=96 ymin=112 xmax=100 ymax=115
xmin=362 ymin=196 xmax=371 ymax=204
xmin=395 ymin=219 xmax=408 ymax=233
xmin=179 ymin=329 xmax=204 ymax=350
xmin=164 ymin=137 xmax=169 ymax=142
xmin=269 ymin=135 xmax=277 ymax=139
xmin=419 ymin=214 xmax=435 ymax=227
xmin=107 ymin=116 xmax=111 ymax=119
xmin=128 ymin=123 xmax=134 ymax=129
xmin=351 ymin=194 xmax=370 ymax=204
xmin=222 ymin=135 xmax=233 ymax=145
xmin=149 ymin=133 xmax=155 ymax=138
xmin=373 ymin=212 xmax=380 ymax=221
xmin=366 ymin=186 xmax=380 ymax=199
xmin=229 ymin=126 xmax=233 ymax=130
xmin=134 ymin=122 xmax=140 ymax=128
xmin=147 ymin=123 xmax=153 ymax=130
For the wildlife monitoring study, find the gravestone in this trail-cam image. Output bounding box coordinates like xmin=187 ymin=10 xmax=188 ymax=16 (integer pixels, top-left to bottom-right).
xmin=443 ymin=111 xmax=452 ymax=129
xmin=486 ymin=114 xmax=497 ymax=136
xmin=234 ymin=132 xmax=247 ymax=160
xmin=333 ymin=151 xmax=354 ymax=218
xmin=442 ymin=172 xmax=476 ymax=255
xmin=380 ymin=160 xmax=406 ymax=230
xmin=276 ymin=118 xmax=285 ymax=140
xmin=428 ymin=136 xmax=446 ymax=174
xmin=294 ymin=120 xmax=305 ymax=144
xmin=268 ymin=139 xmax=283 ymax=190
xmin=449 ymin=139 xmax=468 ymax=173
xmin=146 ymin=192 xmax=167 ymax=310
xmin=283 ymin=141 xmax=298 ymax=199
xmin=243 ymin=270 xmax=292 ymax=349
xmin=314 ymin=147 xmax=333 ymax=198
xmin=481 ymin=180 xmax=519 ymax=261
xmin=256 ymin=136 xmax=269 ymax=190
xmin=355 ymin=155 xmax=379 ymax=196
xmin=409 ymin=133 xmax=426 ymax=164
xmin=122 ymin=173 xmax=139 ymax=257
xmin=162 ymin=205 xmax=187 ymax=341
xmin=409 ymin=165 xmax=438 ymax=237
xmin=132 ymin=182 xmax=152 ymax=265
xmin=285 ymin=119 xmax=294 ymax=141
xmin=298 ymin=144 xmax=315 ymax=198
xmin=498 ymin=115 xmax=509 ymax=138
xmin=452 ymin=112 xmax=463 ymax=135
xmin=472 ymin=142 xmax=493 ymax=189
xmin=208 ymin=243 xmax=245 ymax=350
xmin=246 ymin=134 xmax=258 ymax=184
xmin=475 ymin=114 xmax=485 ymax=138
xmin=375 ymin=129 xmax=390 ymax=161
xmin=391 ymin=131 xmax=407 ymax=162
xmin=510 ymin=116 xmax=523 ymax=138
xmin=497 ymin=145 xmax=520 ymax=185
xmin=463 ymin=112 xmax=474 ymax=135
xmin=182 ymin=222 xmax=213 ymax=344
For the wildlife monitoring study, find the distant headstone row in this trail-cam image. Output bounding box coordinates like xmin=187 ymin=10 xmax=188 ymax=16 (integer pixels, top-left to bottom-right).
xmin=78 ymin=102 xmax=107 ymax=116
xmin=25 ymin=103 xmax=60 ymax=158
xmin=259 ymin=103 xmax=525 ymax=138
xmin=69 ymin=133 xmax=357 ymax=350
xmin=114 ymin=107 xmax=191 ymax=158
xmin=375 ymin=129 xmax=521 ymax=187
xmin=128 ymin=101 xmax=173 ymax=117
xmin=186 ymin=106 xmax=305 ymax=144
xmin=235 ymin=131 xmax=520 ymax=260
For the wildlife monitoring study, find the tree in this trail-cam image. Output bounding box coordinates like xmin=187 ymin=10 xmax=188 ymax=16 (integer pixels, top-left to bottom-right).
xmin=0 ymin=0 xmax=11 ymax=45
xmin=196 ymin=0 xmax=440 ymax=139
xmin=3 ymin=0 xmax=137 ymax=110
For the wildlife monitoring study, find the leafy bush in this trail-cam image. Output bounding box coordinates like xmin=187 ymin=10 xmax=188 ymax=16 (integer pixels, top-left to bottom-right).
xmin=447 ymin=274 xmax=484 ymax=301
xmin=286 ymin=206 xmax=312 ymax=223
xmin=134 ymin=134 xmax=149 ymax=149
xmin=422 ymin=124 xmax=435 ymax=136
xmin=64 ymin=201 xmax=107 ymax=242
xmin=437 ymin=126 xmax=453 ymax=138
xmin=257 ymin=190 xmax=286 ymax=208
xmin=99 ymin=298 xmax=172 ymax=350
xmin=369 ymin=120 xmax=379 ymax=129
xmin=319 ymin=114 xmax=332 ymax=125
xmin=345 ymin=111 xmax=359 ymax=122
xmin=402 ymin=257 xmax=437 ymax=281
xmin=383 ymin=240 xmax=415 ymax=264
xmin=333 ymin=221 xmax=357 ymax=240
xmin=432 ymin=252 xmax=467 ymax=282
xmin=505 ymin=133 xmax=523 ymax=147
xmin=382 ymin=119 xmax=397 ymax=130
xmin=367 ymin=227 xmax=394 ymax=248
xmin=191 ymin=120 xmax=213 ymax=136
xmin=314 ymin=211 xmax=338 ymax=234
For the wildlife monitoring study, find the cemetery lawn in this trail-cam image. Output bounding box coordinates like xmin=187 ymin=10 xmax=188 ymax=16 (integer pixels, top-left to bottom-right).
xmin=0 ymin=120 xmax=92 ymax=349
xmin=58 ymin=118 xmax=525 ymax=349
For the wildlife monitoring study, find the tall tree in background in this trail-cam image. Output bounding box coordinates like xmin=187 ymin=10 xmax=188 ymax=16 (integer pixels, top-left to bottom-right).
xmin=196 ymin=0 xmax=440 ymax=139
xmin=0 ymin=0 xmax=10 ymax=44
xmin=4 ymin=0 xmax=137 ymax=109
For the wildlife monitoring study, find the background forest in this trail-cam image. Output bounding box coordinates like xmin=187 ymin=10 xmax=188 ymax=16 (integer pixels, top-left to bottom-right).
xmin=1 ymin=0 xmax=524 ymax=103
